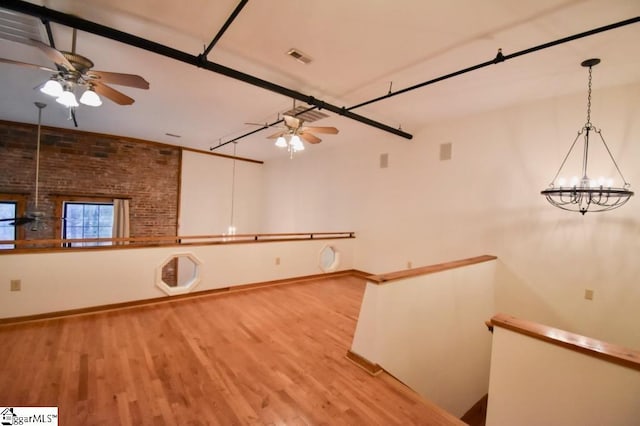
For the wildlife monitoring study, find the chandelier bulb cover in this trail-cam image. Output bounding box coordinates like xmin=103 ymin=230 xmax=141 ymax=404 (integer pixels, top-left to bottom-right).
xmin=541 ymin=58 xmax=633 ymax=215
xmin=79 ymin=87 xmax=102 ymax=107
xmin=40 ymin=78 xmax=63 ymax=98
xmin=290 ymin=135 xmax=304 ymax=152
xmin=55 ymin=88 xmax=79 ymax=108
xmin=275 ymin=136 xmax=287 ymax=148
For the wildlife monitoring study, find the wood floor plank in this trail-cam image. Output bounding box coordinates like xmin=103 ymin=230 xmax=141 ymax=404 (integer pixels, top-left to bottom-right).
xmin=0 ymin=275 xmax=463 ymax=425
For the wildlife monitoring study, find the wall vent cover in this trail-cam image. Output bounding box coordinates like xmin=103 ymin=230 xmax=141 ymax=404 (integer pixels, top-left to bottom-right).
xmin=440 ymin=143 xmax=452 ymax=161
xmin=287 ymin=48 xmax=313 ymax=64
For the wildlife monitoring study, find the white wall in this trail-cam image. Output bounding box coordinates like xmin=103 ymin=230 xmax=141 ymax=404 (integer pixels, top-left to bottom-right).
xmin=486 ymin=327 xmax=640 ymax=426
xmin=0 ymin=238 xmax=354 ymax=318
xmin=179 ymin=150 xmax=264 ymax=235
xmin=350 ymin=260 xmax=496 ymax=417
xmin=261 ymin=82 xmax=640 ymax=348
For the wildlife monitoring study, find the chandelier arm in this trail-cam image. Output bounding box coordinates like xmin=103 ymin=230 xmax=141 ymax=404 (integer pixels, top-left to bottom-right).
xmin=594 ymin=128 xmax=630 ymax=186
xmin=548 ymin=129 xmax=583 ymax=186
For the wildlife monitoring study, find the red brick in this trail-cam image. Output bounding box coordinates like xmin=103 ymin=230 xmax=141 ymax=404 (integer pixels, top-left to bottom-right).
xmin=0 ymin=121 xmax=180 ymax=239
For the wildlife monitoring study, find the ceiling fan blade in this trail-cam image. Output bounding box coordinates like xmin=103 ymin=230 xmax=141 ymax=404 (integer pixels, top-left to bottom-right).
xmin=302 ymin=126 xmax=339 ymax=134
xmin=88 ymin=70 xmax=150 ymax=89
xmin=0 ymin=57 xmax=57 ymax=72
xmin=1 ymin=217 xmax=35 ymax=226
xmin=266 ymin=130 xmax=286 ymax=139
xmin=300 ymin=132 xmax=322 ymax=144
xmin=283 ymin=115 xmax=302 ymax=129
xmin=29 ymin=39 xmax=75 ymax=71
xmin=0 ymin=32 xmax=74 ymax=70
xmin=93 ymin=81 xmax=135 ymax=105
xmin=245 ymin=122 xmax=277 ymax=127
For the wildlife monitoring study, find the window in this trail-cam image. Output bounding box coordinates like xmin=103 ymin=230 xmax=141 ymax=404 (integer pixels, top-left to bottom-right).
xmin=62 ymin=202 xmax=114 ymax=247
xmin=0 ymin=201 xmax=17 ymax=249
xmin=0 ymin=194 xmax=26 ymax=249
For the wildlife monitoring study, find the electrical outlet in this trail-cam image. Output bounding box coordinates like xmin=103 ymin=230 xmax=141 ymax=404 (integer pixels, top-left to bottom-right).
xmin=584 ymin=289 xmax=594 ymax=300
xmin=10 ymin=279 xmax=21 ymax=292
xmin=275 ymin=257 xmax=280 ymax=265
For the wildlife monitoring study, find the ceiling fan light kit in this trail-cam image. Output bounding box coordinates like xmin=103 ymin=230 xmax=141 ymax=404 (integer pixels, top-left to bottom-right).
xmin=274 ymin=134 xmax=305 ymax=158
xmin=541 ymin=58 xmax=633 ymax=215
xmin=45 ymin=78 xmax=102 ymax=108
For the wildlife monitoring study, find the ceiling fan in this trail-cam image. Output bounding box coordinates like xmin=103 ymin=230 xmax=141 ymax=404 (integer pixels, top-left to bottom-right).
xmin=0 ymin=102 xmax=56 ymax=231
xmin=0 ymin=28 xmax=149 ymax=107
xmin=261 ymin=102 xmax=339 ymax=157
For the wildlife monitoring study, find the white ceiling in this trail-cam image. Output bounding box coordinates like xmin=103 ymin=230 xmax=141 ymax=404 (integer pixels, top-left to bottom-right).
xmin=0 ymin=0 xmax=639 ymax=161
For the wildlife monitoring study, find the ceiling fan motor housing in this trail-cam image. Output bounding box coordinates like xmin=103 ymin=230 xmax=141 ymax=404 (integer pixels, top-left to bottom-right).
xmin=61 ymin=51 xmax=94 ymax=73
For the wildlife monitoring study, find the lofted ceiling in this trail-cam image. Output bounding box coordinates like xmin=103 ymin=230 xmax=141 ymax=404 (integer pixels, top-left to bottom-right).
xmin=0 ymin=0 xmax=639 ymax=161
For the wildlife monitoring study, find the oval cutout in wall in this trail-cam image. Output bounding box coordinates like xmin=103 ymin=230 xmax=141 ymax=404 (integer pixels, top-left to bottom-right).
xmin=319 ymin=245 xmax=340 ymax=273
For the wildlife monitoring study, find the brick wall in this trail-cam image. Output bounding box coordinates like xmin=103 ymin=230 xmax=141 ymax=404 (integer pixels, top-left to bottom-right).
xmin=0 ymin=120 xmax=180 ymax=240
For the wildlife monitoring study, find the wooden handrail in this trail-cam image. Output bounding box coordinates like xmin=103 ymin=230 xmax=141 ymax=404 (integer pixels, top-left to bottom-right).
xmin=491 ymin=313 xmax=640 ymax=372
xmin=0 ymin=231 xmax=355 ymax=254
xmin=367 ymin=254 xmax=497 ymax=284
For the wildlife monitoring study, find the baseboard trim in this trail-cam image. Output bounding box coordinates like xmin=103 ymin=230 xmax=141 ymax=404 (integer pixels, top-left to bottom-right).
xmin=346 ymin=350 xmax=383 ymax=376
xmin=0 ymin=269 xmax=371 ymax=326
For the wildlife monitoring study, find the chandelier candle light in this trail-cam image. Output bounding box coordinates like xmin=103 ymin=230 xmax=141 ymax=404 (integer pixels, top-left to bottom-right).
xmin=541 ymin=58 xmax=633 ymax=215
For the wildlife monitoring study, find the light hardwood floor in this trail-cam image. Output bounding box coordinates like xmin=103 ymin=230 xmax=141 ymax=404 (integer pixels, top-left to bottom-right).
xmin=0 ymin=276 xmax=464 ymax=425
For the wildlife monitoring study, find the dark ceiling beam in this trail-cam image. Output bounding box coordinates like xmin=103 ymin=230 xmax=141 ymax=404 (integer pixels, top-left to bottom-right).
xmin=214 ymin=16 xmax=639 ymax=150
xmin=200 ymin=0 xmax=248 ymax=59
xmin=349 ymin=16 xmax=640 ymax=110
xmin=1 ymin=0 xmax=412 ymax=140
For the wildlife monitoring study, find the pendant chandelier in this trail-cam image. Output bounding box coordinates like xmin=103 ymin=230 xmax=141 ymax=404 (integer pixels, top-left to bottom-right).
xmin=541 ymin=58 xmax=633 ymax=215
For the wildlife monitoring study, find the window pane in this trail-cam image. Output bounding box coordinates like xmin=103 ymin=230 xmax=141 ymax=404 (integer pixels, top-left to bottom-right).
xmin=99 ymin=205 xmax=114 ymax=226
xmin=66 ymin=226 xmax=84 ymax=239
xmin=65 ymin=204 xmax=83 ymax=227
xmin=83 ymin=204 xmax=99 ymax=227
xmin=83 ymin=226 xmax=98 ymax=239
xmin=0 ymin=202 xmax=17 ymax=249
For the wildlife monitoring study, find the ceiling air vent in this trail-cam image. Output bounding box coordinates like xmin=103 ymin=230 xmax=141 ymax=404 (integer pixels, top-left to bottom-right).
xmin=0 ymin=8 xmax=47 ymax=44
xmin=286 ymin=48 xmax=312 ymax=64
xmin=283 ymin=105 xmax=329 ymax=123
